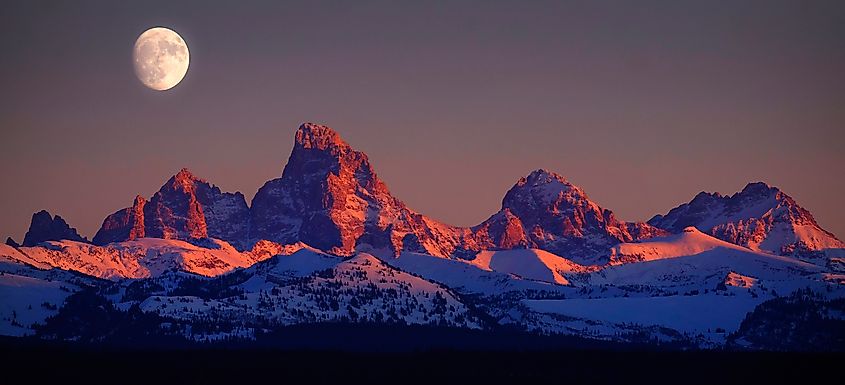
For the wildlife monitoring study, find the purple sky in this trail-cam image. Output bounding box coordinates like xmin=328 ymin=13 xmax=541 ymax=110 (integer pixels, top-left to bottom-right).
xmin=1 ymin=0 xmax=844 ymax=241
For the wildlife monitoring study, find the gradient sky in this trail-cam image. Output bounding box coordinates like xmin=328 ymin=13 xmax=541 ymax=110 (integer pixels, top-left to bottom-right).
xmin=2 ymin=0 xmax=844 ymax=242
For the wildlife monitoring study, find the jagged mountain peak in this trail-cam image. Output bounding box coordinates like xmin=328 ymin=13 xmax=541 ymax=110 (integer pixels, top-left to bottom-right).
xmin=157 ymin=168 xmax=211 ymax=196
xmin=522 ymin=168 xmax=570 ymax=183
xmin=691 ymin=191 xmax=724 ymax=203
xmin=503 ymin=169 xmax=585 ymax=209
xmin=502 ymin=169 xmax=595 ymax=216
xmin=21 ymin=210 xmax=88 ymax=247
xmin=649 ymin=182 xmax=843 ymax=263
xmin=294 ymin=122 xmax=351 ymax=152
xmin=93 ymin=170 xmax=250 ymax=249
xmin=252 ymin=122 xmax=459 ymax=256
xmin=478 ymin=169 xmax=666 ymax=264
xmin=513 ymin=169 xmax=578 ymax=193
xmin=739 ymin=181 xmax=778 ymax=196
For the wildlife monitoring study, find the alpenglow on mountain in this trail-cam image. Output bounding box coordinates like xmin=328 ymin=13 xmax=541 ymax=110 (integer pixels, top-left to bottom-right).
xmin=649 ymin=182 xmax=845 ymax=265
xmin=86 ymin=123 xmax=672 ymax=264
xmin=2 ymin=122 xmax=843 ymax=351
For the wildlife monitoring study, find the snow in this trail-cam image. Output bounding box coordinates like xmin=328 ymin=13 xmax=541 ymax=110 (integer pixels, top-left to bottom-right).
xmin=609 ymin=227 xmax=750 ymax=264
xmin=238 ymin=248 xmax=341 ymax=291
xmin=697 ymin=195 xmax=779 ymax=231
xmin=525 ymin=291 xmax=765 ymax=334
xmin=0 ymin=243 xmax=53 ymax=270
xmin=724 ymin=272 xmax=758 ymax=288
xmin=470 ymin=249 xmax=587 ymax=285
xmin=137 ymin=252 xmax=483 ymax=334
xmin=383 ymin=251 xmax=570 ymax=295
xmin=597 ymin=228 xmax=823 ymax=293
xmin=0 ymin=213 xmax=840 ymax=346
xmin=0 ymin=273 xmax=77 ymax=336
xmin=17 ymin=238 xmax=257 ymax=279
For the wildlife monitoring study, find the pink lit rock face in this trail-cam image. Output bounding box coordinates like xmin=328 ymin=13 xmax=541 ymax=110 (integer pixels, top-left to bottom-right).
xmin=93 ymin=169 xmax=250 ymax=249
xmin=649 ymin=182 xmax=845 ymax=263
xmin=84 ymin=123 xmax=843 ymax=266
xmin=248 ymin=123 xmax=666 ymax=262
xmin=4 ymin=123 xmax=844 ymax=350
xmin=249 ymin=123 xmax=467 ymax=257
xmin=470 ymin=170 xmax=669 ymax=264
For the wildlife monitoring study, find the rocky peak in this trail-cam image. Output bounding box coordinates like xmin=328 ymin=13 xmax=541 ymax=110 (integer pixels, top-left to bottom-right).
xmin=250 ymin=123 xmax=462 ymax=257
xmin=165 ymin=168 xmax=204 ymax=193
xmin=502 ymin=169 xmax=590 ymax=217
xmin=93 ymin=170 xmax=249 ymax=249
xmin=5 ymin=237 xmax=19 ymax=248
xmin=21 ymin=210 xmax=88 ymax=247
xmin=739 ymin=181 xmax=777 ymax=196
xmin=690 ymin=191 xmax=723 ymax=204
xmin=475 ymin=170 xmax=666 ymax=263
xmin=294 ymin=122 xmax=351 ymax=152
xmin=649 ymin=182 xmax=843 ymax=262
xmin=282 ymin=123 xmax=382 ymax=191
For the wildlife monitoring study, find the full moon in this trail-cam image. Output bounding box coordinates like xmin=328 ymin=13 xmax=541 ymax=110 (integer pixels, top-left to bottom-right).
xmin=133 ymin=27 xmax=190 ymax=91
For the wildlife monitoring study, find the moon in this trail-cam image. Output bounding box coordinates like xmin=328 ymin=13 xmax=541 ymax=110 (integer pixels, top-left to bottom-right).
xmin=133 ymin=27 xmax=190 ymax=91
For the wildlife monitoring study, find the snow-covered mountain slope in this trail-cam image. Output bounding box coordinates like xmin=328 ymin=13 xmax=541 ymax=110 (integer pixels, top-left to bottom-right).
xmin=380 ymin=251 xmax=576 ymax=295
xmin=515 ymin=227 xmax=840 ymax=343
xmin=0 ymin=244 xmax=95 ymax=336
xmin=240 ymin=247 xmax=342 ymax=284
xmin=608 ymin=227 xmax=757 ymax=264
xmin=0 ymin=244 xmax=102 ymax=287
xmin=0 ymin=273 xmax=78 ymax=336
xmin=649 ymin=182 xmax=845 ymax=264
xmin=593 ymin=230 xmax=823 ymax=293
xmin=3 ymin=122 xmax=843 ymax=348
xmin=469 ymin=249 xmax=588 ymax=285
xmin=524 ymin=292 xmax=766 ymax=337
xmin=12 ymin=239 xmax=263 ymax=280
xmin=129 ymin=253 xmax=482 ymax=340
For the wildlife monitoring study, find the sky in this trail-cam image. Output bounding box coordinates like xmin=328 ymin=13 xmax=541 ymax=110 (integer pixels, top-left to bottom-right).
xmin=1 ymin=0 xmax=844 ymax=241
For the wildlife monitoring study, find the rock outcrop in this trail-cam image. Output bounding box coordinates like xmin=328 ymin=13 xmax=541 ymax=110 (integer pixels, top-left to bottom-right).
xmin=21 ymin=210 xmax=88 ymax=247
xmin=649 ymin=182 xmax=845 ymax=262
xmin=93 ymin=169 xmax=250 ymax=249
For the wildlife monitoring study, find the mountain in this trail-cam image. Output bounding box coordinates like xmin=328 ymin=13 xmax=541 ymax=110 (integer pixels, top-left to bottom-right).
xmin=5 ymin=235 xmax=315 ymax=280
xmin=4 ymin=122 xmax=843 ymax=349
xmin=470 ymin=170 xmax=668 ymax=264
xmin=93 ymin=169 xmax=250 ymax=249
xmin=129 ymin=252 xmax=482 ymax=338
xmin=0 ymin=243 xmax=100 ymax=336
xmin=249 ymin=124 xmax=665 ymax=263
xmin=607 ymin=226 xmax=755 ymax=264
xmin=21 ymin=210 xmax=87 ymax=247
xmin=648 ymin=182 xmax=845 ymax=263
xmin=249 ymin=123 xmax=467 ymax=257
xmin=468 ymin=248 xmax=589 ymax=285
xmin=11 ymin=238 xmax=262 ymax=280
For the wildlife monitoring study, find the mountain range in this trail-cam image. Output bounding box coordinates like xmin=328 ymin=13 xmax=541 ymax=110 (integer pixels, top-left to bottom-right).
xmin=2 ymin=123 xmax=843 ymax=350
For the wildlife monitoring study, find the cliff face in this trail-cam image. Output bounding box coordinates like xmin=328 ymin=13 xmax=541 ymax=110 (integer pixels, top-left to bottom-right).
xmin=649 ymin=182 xmax=845 ymax=262
xmin=468 ymin=170 xmax=667 ymax=264
xmin=93 ymin=169 xmax=250 ymax=249
xmin=21 ymin=210 xmax=88 ymax=247
xmin=83 ymin=122 xmax=842 ymax=266
xmin=249 ymin=123 xmax=467 ymax=257
xmin=248 ymin=124 xmax=664 ymax=263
